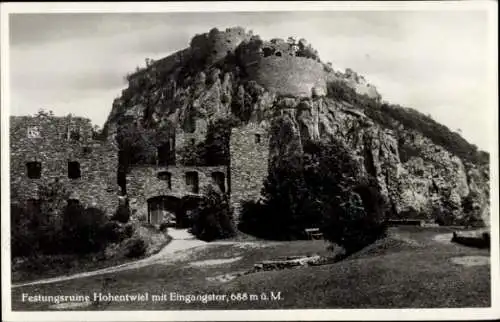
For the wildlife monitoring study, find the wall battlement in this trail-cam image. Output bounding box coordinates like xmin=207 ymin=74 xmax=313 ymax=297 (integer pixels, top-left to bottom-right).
xmin=237 ymin=34 xmax=327 ymax=97
xmin=126 ymin=27 xmax=379 ymax=101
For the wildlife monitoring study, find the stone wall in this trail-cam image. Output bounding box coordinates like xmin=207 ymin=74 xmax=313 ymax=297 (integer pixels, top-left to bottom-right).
xmin=10 ymin=115 xmax=120 ymax=216
xmin=127 ymin=48 xmax=192 ymax=86
xmin=326 ymin=69 xmax=381 ymax=101
xmin=126 ymin=165 xmax=227 ymax=220
xmin=244 ymin=55 xmax=327 ymax=98
xmin=175 ymin=119 xmax=208 ymax=152
xmin=191 ymin=27 xmax=251 ymax=64
xmin=229 ymin=122 xmax=270 ymax=218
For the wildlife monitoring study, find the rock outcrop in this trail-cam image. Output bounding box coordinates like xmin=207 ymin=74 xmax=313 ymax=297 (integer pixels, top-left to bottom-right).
xmin=104 ymin=26 xmax=490 ymax=227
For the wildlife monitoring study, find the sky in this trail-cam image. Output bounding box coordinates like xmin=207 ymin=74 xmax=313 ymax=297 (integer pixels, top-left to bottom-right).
xmin=8 ymin=9 xmax=496 ymax=151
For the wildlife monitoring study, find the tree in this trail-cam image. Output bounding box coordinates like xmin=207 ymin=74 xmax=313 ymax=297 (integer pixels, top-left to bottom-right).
xmin=321 ymin=180 xmax=388 ymax=255
xmin=189 ymin=186 xmax=235 ymax=241
xmin=239 ymin=138 xmax=388 ymax=251
xmin=35 ymin=109 xmax=54 ymax=117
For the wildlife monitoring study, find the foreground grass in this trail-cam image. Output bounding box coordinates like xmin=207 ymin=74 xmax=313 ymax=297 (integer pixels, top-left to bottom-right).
xmin=11 ymin=229 xmax=172 ymax=284
xmin=11 ymin=227 xmax=490 ymax=310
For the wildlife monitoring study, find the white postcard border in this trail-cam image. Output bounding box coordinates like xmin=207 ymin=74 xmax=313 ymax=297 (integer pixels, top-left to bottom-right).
xmin=1 ymin=1 xmax=498 ymax=321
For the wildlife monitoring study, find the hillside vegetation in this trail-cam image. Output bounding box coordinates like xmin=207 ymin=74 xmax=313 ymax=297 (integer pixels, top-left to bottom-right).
xmin=103 ymin=27 xmax=490 ymax=228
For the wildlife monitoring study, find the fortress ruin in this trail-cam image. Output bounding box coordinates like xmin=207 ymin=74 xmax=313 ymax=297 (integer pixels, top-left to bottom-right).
xmin=10 ymin=27 xmax=381 ymax=228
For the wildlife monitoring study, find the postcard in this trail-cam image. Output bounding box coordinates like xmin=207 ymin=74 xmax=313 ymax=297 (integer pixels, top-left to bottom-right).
xmin=1 ymin=1 xmax=498 ymax=321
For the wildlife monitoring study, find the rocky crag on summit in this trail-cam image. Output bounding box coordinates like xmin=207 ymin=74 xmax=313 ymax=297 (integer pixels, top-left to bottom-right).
xmin=104 ymin=27 xmax=489 ymax=226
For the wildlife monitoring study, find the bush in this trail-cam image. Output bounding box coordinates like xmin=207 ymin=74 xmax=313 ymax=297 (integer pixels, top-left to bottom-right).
xmin=123 ymin=223 xmax=135 ymax=239
xmin=61 ymin=205 xmax=110 ymax=254
xmin=189 ymin=186 xmax=235 ymax=241
xmin=100 ymin=221 xmax=123 ymax=243
xmin=10 ymin=203 xmax=36 ymax=257
xmin=238 ymin=200 xmax=270 ymax=238
xmin=123 ymin=237 xmax=147 ymax=258
xmin=159 ymin=222 xmax=169 ymax=232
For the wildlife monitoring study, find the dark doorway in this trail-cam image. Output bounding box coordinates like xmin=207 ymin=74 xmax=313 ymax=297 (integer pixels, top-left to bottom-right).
xmin=147 ymin=195 xmax=186 ymax=227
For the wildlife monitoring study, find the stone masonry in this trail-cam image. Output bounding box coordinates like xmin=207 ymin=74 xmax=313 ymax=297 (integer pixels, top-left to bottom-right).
xmin=126 ymin=165 xmax=228 ymax=222
xmin=10 ymin=114 xmax=120 ymax=216
xmin=229 ymin=121 xmax=270 ymax=219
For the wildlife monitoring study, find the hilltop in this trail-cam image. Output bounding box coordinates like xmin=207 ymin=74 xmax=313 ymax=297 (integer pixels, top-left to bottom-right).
xmin=103 ymin=26 xmax=490 ymax=227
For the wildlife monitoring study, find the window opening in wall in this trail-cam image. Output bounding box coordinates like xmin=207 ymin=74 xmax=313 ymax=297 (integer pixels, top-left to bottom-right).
xmin=68 ymin=161 xmax=81 ymax=179
xmin=26 ymin=162 xmax=42 ymax=179
xmin=254 ymin=134 xmax=261 ymax=144
xmin=157 ymin=171 xmax=172 ymax=189
xmin=262 ymin=47 xmax=273 ymax=57
xmin=186 ymin=116 xmax=196 ymax=133
xmin=190 ymin=138 xmax=196 ymax=146
xmin=82 ymin=146 xmax=92 ymax=154
xmin=185 ymin=171 xmax=199 ymax=194
xmin=67 ymin=199 xmax=80 ymax=207
xmin=275 ymin=51 xmax=282 ymax=57
xmin=69 ymin=130 xmax=81 ymax=141
xmin=211 ymin=171 xmax=225 ymax=193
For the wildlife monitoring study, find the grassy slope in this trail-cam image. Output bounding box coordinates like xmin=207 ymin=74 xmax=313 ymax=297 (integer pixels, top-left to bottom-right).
xmin=11 ymin=228 xmax=490 ymax=310
xmin=11 ymin=228 xmax=172 ymax=284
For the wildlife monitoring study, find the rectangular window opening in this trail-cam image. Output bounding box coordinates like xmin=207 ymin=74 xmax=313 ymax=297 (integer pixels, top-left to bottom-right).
xmin=185 ymin=171 xmax=199 ymax=194
xmin=26 ymin=162 xmax=41 ymax=179
xmin=157 ymin=171 xmax=172 ymax=189
xmin=68 ymin=161 xmax=81 ymax=179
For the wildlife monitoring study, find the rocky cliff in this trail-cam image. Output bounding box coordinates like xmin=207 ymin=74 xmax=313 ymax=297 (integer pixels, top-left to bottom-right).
xmin=104 ymin=27 xmax=490 ymax=227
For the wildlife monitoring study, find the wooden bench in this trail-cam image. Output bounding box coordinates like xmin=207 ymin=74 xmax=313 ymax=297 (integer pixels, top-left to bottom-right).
xmin=305 ymin=228 xmax=323 ymax=240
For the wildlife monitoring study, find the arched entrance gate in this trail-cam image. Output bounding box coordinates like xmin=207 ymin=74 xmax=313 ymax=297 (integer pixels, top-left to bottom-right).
xmin=147 ymin=194 xmax=204 ymax=228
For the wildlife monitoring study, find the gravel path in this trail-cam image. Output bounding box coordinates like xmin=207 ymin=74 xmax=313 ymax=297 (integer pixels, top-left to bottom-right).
xmin=12 ymin=229 xmax=208 ymax=289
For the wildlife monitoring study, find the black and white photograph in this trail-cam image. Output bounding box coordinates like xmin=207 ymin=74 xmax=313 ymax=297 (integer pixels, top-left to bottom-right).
xmin=1 ymin=1 xmax=498 ymax=321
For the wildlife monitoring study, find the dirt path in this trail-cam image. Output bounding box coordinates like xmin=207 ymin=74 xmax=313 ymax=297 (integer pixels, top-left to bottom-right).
xmin=12 ymin=229 xmax=216 ymax=289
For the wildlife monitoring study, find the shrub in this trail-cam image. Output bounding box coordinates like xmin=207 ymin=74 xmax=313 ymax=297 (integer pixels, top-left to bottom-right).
xmin=61 ymin=205 xmax=109 ymax=254
xmin=100 ymin=221 xmax=123 ymax=243
xmin=326 ymin=80 xmax=357 ymax=104
xmin=190 ymin=186 xmax=235 ymax=241
xmin=10 ymin=203 xmax=36 ymax=257
xmin=123 ymin=223 xmax=135 ymax=239
xmin=159 ymin=222 xmax=169 ymax=232
xmin=123 ymin=237 xmax=147 ymax=258
xmin=238 ymin=200 xmax=269 ymax=238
